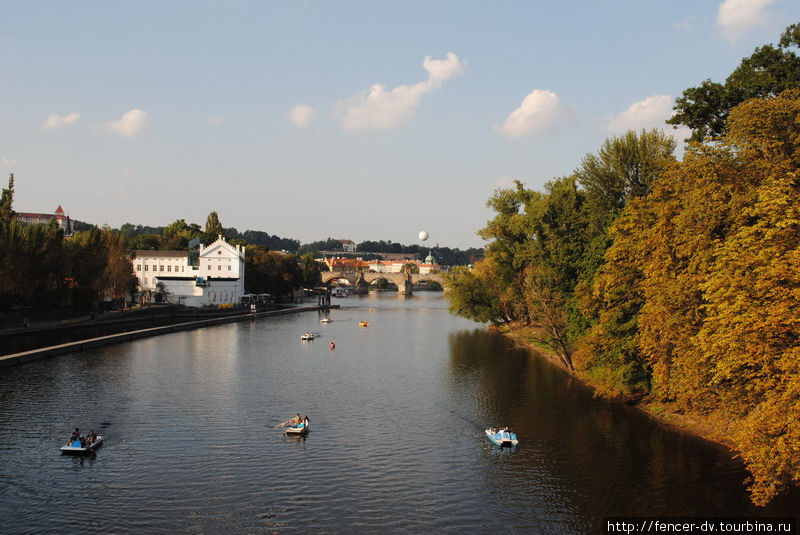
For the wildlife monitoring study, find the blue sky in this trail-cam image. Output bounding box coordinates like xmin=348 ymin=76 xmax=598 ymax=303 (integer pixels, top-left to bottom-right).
xmin=2 ymin=1 xmax=798 ymax=248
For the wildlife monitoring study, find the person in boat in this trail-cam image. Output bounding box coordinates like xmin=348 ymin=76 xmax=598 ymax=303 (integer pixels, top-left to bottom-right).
xmin=329 ymin=340 xmax=335 ymax=351
xmin=492 ymin=427 xmax=499 ymax=434
xmin=288 ymin=413 xmax=302 ymax=426
xmin=70 ymin=428 xmax=81 ymax=442
xmin=86 ymin=430 xmax=97 ymax=446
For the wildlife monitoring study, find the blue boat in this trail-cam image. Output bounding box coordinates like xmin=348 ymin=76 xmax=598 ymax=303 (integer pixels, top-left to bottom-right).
xmin=485 ymin=428 xmax=518 ymax=447
xmin=60 ymin=435 xmax=103 ymax=454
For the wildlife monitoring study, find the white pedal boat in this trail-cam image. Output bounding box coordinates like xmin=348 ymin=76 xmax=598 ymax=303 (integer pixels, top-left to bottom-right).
xmin=285 ymin=422 xmax=309 ymax=436
xmin=320 ymin=318 xmax=332 ymax=323
xmin=485 ymin=429 xmax=518 ymax=447
xmin=61 ymin=436 xmax=103 ymax=453
xmin=300 ymin=332 xmax=317 ymax=341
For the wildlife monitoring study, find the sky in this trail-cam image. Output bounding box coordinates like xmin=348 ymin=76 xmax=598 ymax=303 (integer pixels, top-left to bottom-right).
xmin=2 ymin=1 xmax=799 ymax=249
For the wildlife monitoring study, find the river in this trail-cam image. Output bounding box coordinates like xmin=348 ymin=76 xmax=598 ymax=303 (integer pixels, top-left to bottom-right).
xmin=0 ymin=293 xmax=797 ymax=533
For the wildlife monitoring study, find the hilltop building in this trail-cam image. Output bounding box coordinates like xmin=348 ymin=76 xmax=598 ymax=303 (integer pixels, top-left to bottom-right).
xmin=131 ymin=236 xmax=245 ymax=307
xmin=17 ymin=205 xmax=73 ymax=236
xmin=337 ymin=239 xmax=356 ymax=252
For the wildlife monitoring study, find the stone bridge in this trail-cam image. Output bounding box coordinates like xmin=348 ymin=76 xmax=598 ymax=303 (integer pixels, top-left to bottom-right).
xmin=320 ymin=271 xmax=444 ymax=296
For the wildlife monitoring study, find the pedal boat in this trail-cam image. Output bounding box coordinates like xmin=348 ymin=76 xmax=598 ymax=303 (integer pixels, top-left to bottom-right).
xmin=485 ymin=429 xmax=518 ymax=447
xmin=285 ymin=422 xmax=309 ymax=436
xmin=358 ymin=321 xmax=369 ymax=327
xmin=320 ymin=317 xmax=332 ymax=324
xmin=61 ymin=436 xmax=103 ymax=454
xmin=300 ymin=332 xmax=316 ymax=341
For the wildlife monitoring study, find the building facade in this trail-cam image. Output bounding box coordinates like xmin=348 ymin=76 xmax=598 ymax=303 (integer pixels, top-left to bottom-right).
xmin=17 ymin=205 xmax=73 ymax=236
xmin=131 ymin=236 xmax=245 ymax=307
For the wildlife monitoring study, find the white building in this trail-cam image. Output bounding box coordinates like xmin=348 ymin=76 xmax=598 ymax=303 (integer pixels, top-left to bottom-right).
xmin=131 ymin=236 xmax=245 ymax=307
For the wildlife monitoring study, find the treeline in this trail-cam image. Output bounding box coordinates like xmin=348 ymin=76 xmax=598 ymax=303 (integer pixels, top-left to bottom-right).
xmin=116 ymin=219 xmax=300 ymax=252
xmin=297 ymin=237 xmax=482 ymax=266
xmin=445 ymin=25 xmax=800 ymax=505
xmin=0 ymin=175 xmax=137 ymax=311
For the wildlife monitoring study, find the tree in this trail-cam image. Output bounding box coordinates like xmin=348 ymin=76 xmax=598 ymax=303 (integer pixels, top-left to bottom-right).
xmin=522 ymin=266 xmax=574 ymax=371
xmin=0 ymin=173 xmax=14 ymax=223
xmin=300 ymin=252 xmax=321 ymax=287
xmin=245 ymin=246 xmax=302 ymax=298
xmin=668 ymin=23 xmax=800 ymax=141
xmin=101 ymin=230 xmax=138 ymax=302
xmin=204 ymin=211 xmax=223 ymax=244
xmin=443 ymin=259 xmax=516 ymax=324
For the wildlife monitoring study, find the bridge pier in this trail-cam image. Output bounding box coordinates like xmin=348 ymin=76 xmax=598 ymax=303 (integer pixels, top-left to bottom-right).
xmin=397 ymin=272 xmax=413 ymax=296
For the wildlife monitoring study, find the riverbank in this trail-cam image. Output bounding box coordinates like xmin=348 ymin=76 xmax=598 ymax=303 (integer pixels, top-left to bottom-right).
xmin=500 ymin=323 xmax=740 ymax=451
xmin=0 ymin=304 xmax=338 ymax=368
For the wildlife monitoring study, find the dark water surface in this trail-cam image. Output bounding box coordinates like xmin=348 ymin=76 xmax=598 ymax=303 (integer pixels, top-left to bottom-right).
xmin=1 ymin=293 xmax=797 ymax=533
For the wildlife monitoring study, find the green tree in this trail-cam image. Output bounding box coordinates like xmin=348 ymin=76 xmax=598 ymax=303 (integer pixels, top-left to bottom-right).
xmin=204 ymin=211 xmax=224 ymax=244
xmin=668 ymin=23 xmax=800 ymax=141
xmin=300 ymin=252 xmax=321 ymax=287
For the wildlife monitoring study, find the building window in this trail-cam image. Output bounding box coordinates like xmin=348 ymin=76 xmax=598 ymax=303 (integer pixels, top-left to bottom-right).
xmin=218 ymin=251 xmax=222 ymax=255
xmin=181 ymin=266 xmax=184 ymax=272
xmin=208 ymin=265 xmax=211 ymax=270
xmin=159 ymin=265 xmax=164 ymax=272
xmin=144 ymin=265 xmax=148 ymax=272
xmin=218 ymin=265 xmax=221 ymax=270
xmin=175 ymin=266 xmax=179 ymax=272
xmin=228 ymin=265 xmax=231 ymax=271
xmin=136 ymin=264 xmax=141 ymax=271
xmin=167 ymin=265 xmax=172 ymax=272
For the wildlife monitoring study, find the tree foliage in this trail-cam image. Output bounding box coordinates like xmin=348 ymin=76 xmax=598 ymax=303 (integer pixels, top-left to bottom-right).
xmin=668 ymin=23 xmax=800 ymax=141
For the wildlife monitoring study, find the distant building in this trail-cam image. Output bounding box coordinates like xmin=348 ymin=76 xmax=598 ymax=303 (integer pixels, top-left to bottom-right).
xmin=337 ymin=239 xmax=356 ymax=252
xmin=131 ymin=235 xmax=245 ymax=307
xmin=16 ymin=205 xmax=73 ymax=236
xmin=324 ymin=257 xmax=370 ymax=271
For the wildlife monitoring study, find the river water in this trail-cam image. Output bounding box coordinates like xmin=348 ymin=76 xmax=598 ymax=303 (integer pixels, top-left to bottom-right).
xmin=0 ymin=293 xmax=797 ymax=533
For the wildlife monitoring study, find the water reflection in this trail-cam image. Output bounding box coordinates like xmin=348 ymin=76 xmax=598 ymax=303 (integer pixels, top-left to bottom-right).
xmin=0 ymin=295 xmax=797 ymax=534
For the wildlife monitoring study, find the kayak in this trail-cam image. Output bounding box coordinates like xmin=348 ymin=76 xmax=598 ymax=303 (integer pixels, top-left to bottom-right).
xmin=285 ymin=422 xmax=309 ymax=436
xmin=61 ymin=435 xmax=103 ymax=453
xmin=485 ymin=429 xmax=518 ymax=447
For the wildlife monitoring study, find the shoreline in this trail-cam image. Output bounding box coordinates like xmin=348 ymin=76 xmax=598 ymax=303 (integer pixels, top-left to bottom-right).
xmin=500 ymin=324 xmax=739 ymax=452
xmin=0 ymin=305 xmax=338 ymax=369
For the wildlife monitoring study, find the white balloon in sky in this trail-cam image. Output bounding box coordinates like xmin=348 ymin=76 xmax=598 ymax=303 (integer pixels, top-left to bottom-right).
xmin=418 ymin=231 xmax=429 ymax=241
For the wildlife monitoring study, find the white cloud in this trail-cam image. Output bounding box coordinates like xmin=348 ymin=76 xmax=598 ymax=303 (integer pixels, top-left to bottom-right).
xmin=675 ymin=16 xmax=694 ymax=32
xmin=208 ymin=116 xmax=224 ymax=126
xmin=716 ymin=0 xmax=775 ymax=41
xmin=43 ymin=112 xmax=81 ymax=130
xmin=339 ymin=52 xmax=463 ymax=131
xmin=288 ymin=104 xmax=315 ymax=128
xmin=495 ymin=89 xmax=562 ymax=139
xmin=1 ymin=157 xmax=18 ymax=168
xmin=607 ymin=95 xmax=672 ymax=132
xmin=108 ymin=108 xmax=150 ymax=137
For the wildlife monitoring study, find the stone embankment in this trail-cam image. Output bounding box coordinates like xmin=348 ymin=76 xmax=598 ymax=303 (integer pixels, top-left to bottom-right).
xmin=0 ymin=305 xmax=337 ymax=368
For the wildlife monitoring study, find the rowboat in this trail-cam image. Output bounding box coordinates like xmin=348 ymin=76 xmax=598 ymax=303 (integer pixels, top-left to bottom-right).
xmin=485 ymin=428 xmax=518 ymax=447
xmin=61 ymin=436 xmax=103 ymax=454
xmin=285 ymin=421 xmax=309 ymax=436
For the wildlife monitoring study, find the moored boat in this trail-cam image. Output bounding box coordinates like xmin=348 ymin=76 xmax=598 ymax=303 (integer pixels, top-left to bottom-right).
xmin=60 ymin=435 xmax=103 ymax=454
xmin=485 ymin=428 xmax=518 ymax=447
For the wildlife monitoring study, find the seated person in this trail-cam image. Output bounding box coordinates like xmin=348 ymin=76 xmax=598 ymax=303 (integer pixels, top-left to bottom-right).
xmin=70 ymin=428 xmax=81 ymax=442
xmin=86 ymin=431 xmax=97 ymax=446
xmin=288 ymin=413 xmax=302 ymax=426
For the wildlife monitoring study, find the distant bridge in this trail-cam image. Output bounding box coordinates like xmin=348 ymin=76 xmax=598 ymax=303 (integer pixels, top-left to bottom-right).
xmin=321 ymin=271 xmax=444 ymax=296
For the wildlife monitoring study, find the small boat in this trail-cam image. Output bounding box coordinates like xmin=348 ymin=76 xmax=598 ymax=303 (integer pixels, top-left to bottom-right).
xmin=359 ymin=321 xmax=369 ymax=327
xmin=320 ymin=317 xmax=332 ymax=324
xmin=300 ymin=332 xmax=317 ymax=341
xmin=285 ymin=421 xmax=309 ymax=436
xmin=61 ymin=436 xmax=103 ymax=454
xmin=485 ymin=428 xmax=518 ymax=447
